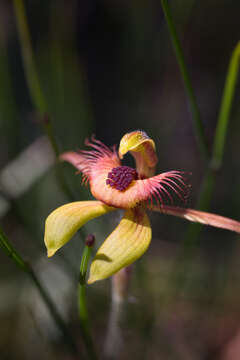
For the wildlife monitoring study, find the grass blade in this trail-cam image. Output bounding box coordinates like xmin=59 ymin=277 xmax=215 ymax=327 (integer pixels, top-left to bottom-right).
xmin=212 ymin=41 xmax=240 ymax=169
xmin=161 ymin=0 xmax=209 ymax=159
xmin=0 ymin=225 xmax=79 ymax=355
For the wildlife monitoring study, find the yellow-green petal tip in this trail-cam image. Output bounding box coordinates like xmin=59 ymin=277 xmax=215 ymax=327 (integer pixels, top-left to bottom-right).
xmin=47 ymin=249 xmax=56 ymax=258
xmin=87 ymin=276 xmax=97 ymax=284
xmin=88 ymin=207 xmax=152 ymax=283
xmin=44 ymin=201 xmax=115 ymax=257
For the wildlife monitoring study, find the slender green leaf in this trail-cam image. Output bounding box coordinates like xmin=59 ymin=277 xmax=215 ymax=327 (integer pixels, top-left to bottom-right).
xmin=212 ymin=41 xmax=240 ymax=169
xmin=0 ymin=226 xmax=79 ymax=355
xmin=161 ymin=0 xmax=209 ymax=159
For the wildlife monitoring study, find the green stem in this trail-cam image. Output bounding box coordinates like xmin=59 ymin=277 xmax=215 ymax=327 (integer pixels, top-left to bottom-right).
xmin=78 ymin=236 xmax=97 ymax=360
xmin=212 ymin=41 xmax=240 ymax=169
xmin=13 ymin=0 xmax=59 ymax=157
xmin=13 ymin=0 xmax=46 ymax=112
xmin=79 ymin=244 xmax=93 ymax=287
xmin=168 ymin=42 xmax=240 ymax=295
xmin=161 ymin=0 xmax=209 ymax=159
xmin=0 ymin=226 xmax=27 ymax=271
xmin=0 ymin=226 xmax=79 ymax=355
xmin=184 ymin=41 xmax=240 ymax=246
xmin=13 ymin=0 xmax=85 ymax=203
xmin=13 ymin=0 xmax=89 ymax=295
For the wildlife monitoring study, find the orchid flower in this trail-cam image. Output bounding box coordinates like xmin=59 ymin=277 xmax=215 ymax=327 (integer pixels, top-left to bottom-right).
xmin=44 ymin=131 xmax=240 ymax=283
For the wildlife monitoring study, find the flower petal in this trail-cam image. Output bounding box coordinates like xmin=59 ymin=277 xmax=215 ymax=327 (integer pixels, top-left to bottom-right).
xmin=60 ymin=137 xmax=121 ymax=186
xmin=90 ymin=170 xmax=187 ymax=209
xmin=60 ymin=136 xmax=187 ymax=209
xmin=88 ymin=207 xmax=151 ymax=283
xmin=44 ymin=201 xmax=115 ymax=257
xmin=60 ymin=151 xmax=85 ymax=171
xmin=118 ymin=130 xmax=158 ymax=178
xmin=149 ymin=205 xmax=240 ymax=233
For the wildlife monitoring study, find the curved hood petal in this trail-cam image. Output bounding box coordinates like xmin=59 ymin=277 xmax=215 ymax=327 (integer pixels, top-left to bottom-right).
xmin=118 ymin=130 xmax=158 ymax=178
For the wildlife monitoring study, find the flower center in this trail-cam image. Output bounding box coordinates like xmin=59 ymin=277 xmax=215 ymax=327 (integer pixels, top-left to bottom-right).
xmin=106 ymin=166 xmax=138 ymax=191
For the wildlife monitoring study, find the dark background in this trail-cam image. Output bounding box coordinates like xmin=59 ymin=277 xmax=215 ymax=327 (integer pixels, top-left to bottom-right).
xmin=0 ymin=0 xmax=240 ymax=359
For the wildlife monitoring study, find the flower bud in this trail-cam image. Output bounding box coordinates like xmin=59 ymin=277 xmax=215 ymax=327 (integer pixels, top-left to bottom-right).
xmin=85 ymin=234 xmax=95 ymax=247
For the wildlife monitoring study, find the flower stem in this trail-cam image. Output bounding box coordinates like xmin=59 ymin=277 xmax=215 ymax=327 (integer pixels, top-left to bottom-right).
xmin=160 ymin=0 xmax=209 ymax=160
xmin=167 ymin=42 xmax=240 ymax=296
xmin=184 ymin=41 xmax=240 ymax=246
xmin=0 ymin=225 xmax=79 ymax=355
xmin=78 ymin=235 xmax=97 ymax=360
xmin=13 ymin=0 xmax=45 ymax=112
xmin=12 ymin=0 xmax=82 ymax=202
xmin=211 ymin=41 xmax=240 ymax=170
xmin=13 ymin=0 xmax=60 ymax=156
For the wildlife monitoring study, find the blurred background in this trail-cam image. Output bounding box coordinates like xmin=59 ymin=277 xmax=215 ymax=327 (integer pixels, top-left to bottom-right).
xmin=0 ymin=0 xmax=240 ymax=359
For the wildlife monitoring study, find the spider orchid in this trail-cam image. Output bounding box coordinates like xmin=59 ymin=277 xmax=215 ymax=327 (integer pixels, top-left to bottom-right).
xmin=44 ymin=131 xmax=240 ymax=283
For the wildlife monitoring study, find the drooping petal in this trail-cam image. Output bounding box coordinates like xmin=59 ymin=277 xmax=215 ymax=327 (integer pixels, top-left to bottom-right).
xmin=88 ymin=207 xmax=151 ymax=284
xmin=44 ymin=201 xmax=115 ymax=257
xmin=118 ymin=130 xmax=158 ymax=178
xmin=149 ymin=205 xmax=240 ymax=233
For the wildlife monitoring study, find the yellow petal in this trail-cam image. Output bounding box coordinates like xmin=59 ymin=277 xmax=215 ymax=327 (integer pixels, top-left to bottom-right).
xmin=44 ymin=201 xmax=115 ymax=257
xmin=118 ymin=130 xmax=158 ymax=178
xmin=88 ymin=207 xmax=151 ymax=283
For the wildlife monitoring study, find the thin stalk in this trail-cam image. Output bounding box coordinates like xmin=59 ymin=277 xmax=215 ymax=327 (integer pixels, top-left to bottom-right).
xmin=78 ymin=235 xmax=97 ymax=360
xmin=184 ymin=41 xmax=240 ymax=246
xmin=13 ymin=0 xmax=59 ymax=156
xmin=168 ymin=42 xmax=240 ymax=295
xmin=161 ymin=0 xmax=209 ymax=160
xmin=12 ymin=4 xmax=93 ymax=355
xmin=13 ymin=0 xmax=88 ymax=285
xmin=13 ymin=0 xmax=84 ymax=204
xmin=13 ymin=0 xmax=85 ymax=205
xmin=0 ymin=226 xmax=27 ymax=271
xmin=0 ymin=226 xmax=79 ymax=355
xmin=211 ymin=41 xmax=240 ymax=169
xmin=13 ymin=0 xmax=46 ymax=112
